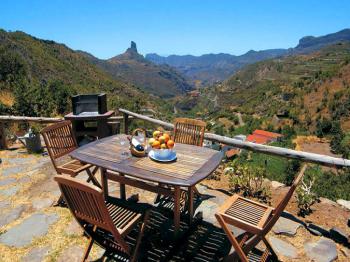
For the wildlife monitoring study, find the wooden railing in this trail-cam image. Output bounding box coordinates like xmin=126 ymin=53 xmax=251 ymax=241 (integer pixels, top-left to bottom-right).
xmin=1 ymin=109 xmax=350 ymax=168
xmin=118 ymin=108 xmax=350 ymax=168
xmin=0 ymin=114 xmax=137 ymax=149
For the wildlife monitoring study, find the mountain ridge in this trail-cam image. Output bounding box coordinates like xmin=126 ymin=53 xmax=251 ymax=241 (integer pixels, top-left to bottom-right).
xmin=146 ymin=29 xmax=350 ymax=87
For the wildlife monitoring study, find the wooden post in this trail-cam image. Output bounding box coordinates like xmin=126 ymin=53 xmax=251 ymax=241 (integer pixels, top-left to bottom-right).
xmin=174 ymin=186 xmax=181 ymax=236
xmin=120 ymin=173 xmax=126 ymax=200
xmin=101 ymin=168 xmax=108 ymax=200
xmin=188 ymin=186 xmax=194 ymax=224
xmin=115 ymin=122 xmax=121 ymax=134
xmin=123 ymin=113 xmax=129 ymax=134
xmin=0 ymin=122 xmax=6 ymax=149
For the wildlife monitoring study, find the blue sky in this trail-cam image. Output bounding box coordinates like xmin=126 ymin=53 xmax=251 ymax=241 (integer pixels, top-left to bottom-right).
xmin=1 ymin=0 xmax=350 ymax=59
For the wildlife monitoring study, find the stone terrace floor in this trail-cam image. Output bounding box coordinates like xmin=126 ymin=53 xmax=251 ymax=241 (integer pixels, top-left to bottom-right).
xmin=0 ymin=149 xmax=350 ymax=261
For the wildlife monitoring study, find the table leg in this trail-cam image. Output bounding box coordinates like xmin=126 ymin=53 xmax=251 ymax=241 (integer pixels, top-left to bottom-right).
xmin=174 ymin=186 xmax=181 ymax=236
xmin=188 ymin=186 xmax=194 ymax=224
xmin=101 ymin=168 xmax=108 ymax=199
xmin=120 ymin=173 xmax=126 ymax=200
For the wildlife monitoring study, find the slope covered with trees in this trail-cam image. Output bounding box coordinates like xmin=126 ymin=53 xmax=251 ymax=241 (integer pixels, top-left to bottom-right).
xmin=183 ymin=43 xmax=350 ymax=157
xmin=0 ymin=30 xmax=160 ymax=117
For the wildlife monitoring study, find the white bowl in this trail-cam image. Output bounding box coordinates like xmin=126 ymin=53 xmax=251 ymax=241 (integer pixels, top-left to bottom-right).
xmin=151 ymin=148 xmax=175 ymax=160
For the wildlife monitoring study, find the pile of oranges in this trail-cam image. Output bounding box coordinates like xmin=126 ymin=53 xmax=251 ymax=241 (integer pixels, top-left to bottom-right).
xmin=148 ymin=130 xmax=175 ymax=149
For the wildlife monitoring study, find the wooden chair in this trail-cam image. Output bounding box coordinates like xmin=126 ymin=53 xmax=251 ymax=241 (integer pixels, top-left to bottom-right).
xmin=173 ymin=118 xmax=206 ymax=147
xmin=55 ymin=175 xmax=150 ymax=262
xmin=41 ymin=121 xmax=101 ymax=203
xmin=155 ymin=118 xmax=206 ymax=210
xmin=216 ymin=165 xmax=307 ymax=262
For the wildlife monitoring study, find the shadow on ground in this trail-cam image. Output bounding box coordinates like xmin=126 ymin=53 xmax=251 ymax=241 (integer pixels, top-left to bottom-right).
xmin=91 ymin=207 xmax=231 ymax=262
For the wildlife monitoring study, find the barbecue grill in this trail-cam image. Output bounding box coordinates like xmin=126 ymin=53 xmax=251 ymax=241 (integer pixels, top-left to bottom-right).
xmin=65 ymin=93 xmax=114 ymax=145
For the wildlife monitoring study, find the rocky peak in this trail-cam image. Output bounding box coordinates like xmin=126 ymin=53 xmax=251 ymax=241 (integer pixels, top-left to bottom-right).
xmin=110 ymin=41 xmax=144 ymax=62
xmin=127 ymin=41 xmax=138 ymax=53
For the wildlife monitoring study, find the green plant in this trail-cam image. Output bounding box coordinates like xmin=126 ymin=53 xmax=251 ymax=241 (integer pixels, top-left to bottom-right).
xmin=30 ymin=123 xmax=42 ymax=135
xmin=226 ymin=162 xmax=270 ymax=203
xmin=284 ymin=159 xmax=301 ymax=186
xmin=296 ymin=173 xmax=318 ymax=217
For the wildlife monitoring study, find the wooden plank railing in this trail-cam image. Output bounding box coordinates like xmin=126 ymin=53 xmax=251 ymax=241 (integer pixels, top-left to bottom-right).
xmin=118 ymin=108 xmax=350 ymax=168
xmin=2 ymin=109 xmax=350 ymax=168
xmin=0 ymin=114 xmax=143 ymax=149
xmin=0 ymin=115 xmax=130 ymax=123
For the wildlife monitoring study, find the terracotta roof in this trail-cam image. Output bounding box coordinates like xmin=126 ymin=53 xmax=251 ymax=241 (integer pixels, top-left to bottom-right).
xmin=253 ymin=129 xmax=283 ymax=139
xmin=225 ymin=149 xmax=240 ymax=158
xmin=246 ymin=134 xmax=271 ymax=144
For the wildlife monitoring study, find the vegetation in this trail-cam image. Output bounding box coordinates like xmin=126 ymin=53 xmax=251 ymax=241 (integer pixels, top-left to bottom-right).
xmin=305 ymin=166 xmax=350 ymax=201
xmin=0 ymin=29 xmax=168 ymax=117
xmin=226 ymin=160 xmax=270 ymax=203
xmin=296 ymin=172 xmax=318 ymax=217
xmin=82 ymin=42 xmax=192 ymax=98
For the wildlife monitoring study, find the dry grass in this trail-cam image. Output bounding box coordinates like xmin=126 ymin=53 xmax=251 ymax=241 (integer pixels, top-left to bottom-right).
xmin=0 ymin=90 xmax=15 ymax=107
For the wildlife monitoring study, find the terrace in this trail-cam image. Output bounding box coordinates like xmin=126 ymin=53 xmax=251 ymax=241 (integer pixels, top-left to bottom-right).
xmin=0 ymin=109 xmax=350 ymax=262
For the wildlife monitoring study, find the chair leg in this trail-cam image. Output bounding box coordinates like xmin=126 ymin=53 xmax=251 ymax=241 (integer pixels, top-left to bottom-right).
xmin=262 ymin=236 xmax=278 ymax=260
xmin=131 ymin=210 xmax=150 ymax=262
xmin=86 ymin=168 xmax=102 ymax=188
xmin=193 ymin=186 xmax=201 ymax=199
xmin=53 ymin=194 xmax=66 ymax=207
xmin=216 ymin=214 xmax=249 ymax=262
xmin=82 ymin=237 xmax=94 ymax=262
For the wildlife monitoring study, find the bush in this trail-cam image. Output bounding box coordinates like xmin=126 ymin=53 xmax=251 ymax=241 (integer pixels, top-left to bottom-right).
xmin=310 ymin=166 xmax=350 ymax=201
xmin=226 ymin=161 xmax=270 ymax=203
xmin=285 ymin=159 xmax=301 ymax=186
xmin=296 ymin=176 xmax=318 ymax=217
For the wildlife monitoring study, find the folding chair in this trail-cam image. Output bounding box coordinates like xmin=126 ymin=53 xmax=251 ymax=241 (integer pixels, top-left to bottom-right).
xmin=55 ymin=175 xmax=151 ymax=262
xmin=41 ymin=121 xmax=101 ymax=203
xmin=216 ymin=164 xmax=307 ymax=261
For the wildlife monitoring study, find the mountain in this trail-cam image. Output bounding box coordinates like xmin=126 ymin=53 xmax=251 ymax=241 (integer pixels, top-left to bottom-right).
xmin=191 ymin=42 xmax=350 ymax=132
xmin=80 ymin=42 xmax=192 ymax=98
xmin=146 ymin=49 xmax=287 ymax=87
xmin=146 ymin=29 xmax=350 ymax=87
xmin=0 ymin=30 xmax=159 ymax=117
xmin=294 ymin=29 xmax=350 ymax=53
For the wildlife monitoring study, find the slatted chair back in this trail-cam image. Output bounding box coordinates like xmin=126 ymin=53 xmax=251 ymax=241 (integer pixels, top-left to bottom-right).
xmin=54 ymin=175 xmax=131 ymax=254
xmin=41 ymin=121 xmax=78 ymax=170
xmin=262 ymin=164 xmax=307 ymax=235
xmin=173 ymin=118 xmax=206 ymax=146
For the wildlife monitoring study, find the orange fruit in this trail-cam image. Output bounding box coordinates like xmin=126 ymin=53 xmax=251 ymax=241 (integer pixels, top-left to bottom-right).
xmin=167 ymin=140 xmax=174 ymax=148
xmin=153 ymin=130 xmax=161 ymax=138
xmin=152 ymin=140 xmax=161 ymax=149
xmin=159 ymin=135 xmax=166 ymax=144
xmin=160 ymin=143 xmax=167 ymax=149
xmin=163 ymin=133 xmax=170 ymax=142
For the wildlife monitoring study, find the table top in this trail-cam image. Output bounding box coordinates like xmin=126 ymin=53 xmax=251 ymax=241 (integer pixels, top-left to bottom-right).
xmin=70 ymin=134 xmax=223 ymax=187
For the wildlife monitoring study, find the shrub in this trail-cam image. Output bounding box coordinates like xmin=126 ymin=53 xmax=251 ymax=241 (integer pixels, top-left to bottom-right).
xmin=226 ymin=162 xmax=270 ymax=203
xmin=296 ymin=171 xmax=318 ymax=217
xmin=284 ymin=159 xmax=301 ymax=186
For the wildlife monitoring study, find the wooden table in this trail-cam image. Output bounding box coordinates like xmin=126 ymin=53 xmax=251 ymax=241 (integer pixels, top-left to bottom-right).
xmin=70 ymin=134 xmax=222 ymax=235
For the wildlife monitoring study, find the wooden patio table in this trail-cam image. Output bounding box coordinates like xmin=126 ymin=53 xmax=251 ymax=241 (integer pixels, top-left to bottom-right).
xmin=70 ymin=134 xmax=222 ymax=235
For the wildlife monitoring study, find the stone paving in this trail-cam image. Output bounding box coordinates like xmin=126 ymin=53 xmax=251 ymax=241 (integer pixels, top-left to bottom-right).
xmin=0 ymin=149 xmax=349 ymax=261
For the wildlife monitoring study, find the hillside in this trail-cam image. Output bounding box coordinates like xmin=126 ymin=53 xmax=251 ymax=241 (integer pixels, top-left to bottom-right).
xmin=195 ymin=43 xmax=350 ymax=123
xmin=0 ymin=30 xmax=159 ymax=117
xmin=146 ymin=28 xmax=350 ymax=87
xmin=80 ymin=42 xmax=192 ymax=98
